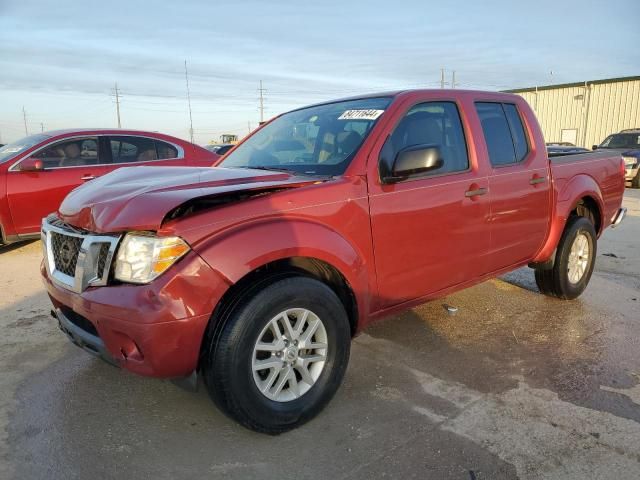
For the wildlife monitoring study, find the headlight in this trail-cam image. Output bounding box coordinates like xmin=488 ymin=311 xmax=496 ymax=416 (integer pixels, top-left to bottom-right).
xmin=114 ymin=233 xmax=190 ymax=284
xmin=623 ymin=156 xmax=638 ymax=167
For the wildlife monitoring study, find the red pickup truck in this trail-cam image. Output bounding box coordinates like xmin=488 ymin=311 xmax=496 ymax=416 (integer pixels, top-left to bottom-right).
xmin=41 ymin=90 xmax=626 ymax=433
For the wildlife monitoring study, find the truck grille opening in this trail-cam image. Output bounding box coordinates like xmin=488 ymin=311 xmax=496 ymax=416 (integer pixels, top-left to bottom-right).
xmin=51 ymin=231 xmax=83 ymax=277
xmin=43 ymin=216 xmax=120 ymax=292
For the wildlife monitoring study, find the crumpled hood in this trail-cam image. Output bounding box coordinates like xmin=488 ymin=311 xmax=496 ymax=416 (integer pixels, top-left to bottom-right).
xmin=58 ymin=166 xmax=314 ymax=232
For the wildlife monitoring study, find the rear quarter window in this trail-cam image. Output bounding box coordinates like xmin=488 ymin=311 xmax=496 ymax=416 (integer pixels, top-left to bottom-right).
xmin=475 ymin=102 xmax=530 ymax=166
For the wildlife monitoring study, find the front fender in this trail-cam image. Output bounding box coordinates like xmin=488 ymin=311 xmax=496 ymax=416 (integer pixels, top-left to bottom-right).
xmin=533 ymin=174 xmax=603 ymax=263
xmin=194 ymin=217 xmax=373 ymax=324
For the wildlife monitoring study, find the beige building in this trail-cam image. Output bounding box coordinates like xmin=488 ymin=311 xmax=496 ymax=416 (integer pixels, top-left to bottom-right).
xmin=505 ymin=76 xmax=640 ymax=148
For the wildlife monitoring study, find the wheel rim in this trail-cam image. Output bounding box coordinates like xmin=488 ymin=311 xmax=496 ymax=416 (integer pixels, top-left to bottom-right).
xmin=567 ymin=232 xmax=590 ymax=284
xmin=252 ymin=308 xmax=328 ymax=402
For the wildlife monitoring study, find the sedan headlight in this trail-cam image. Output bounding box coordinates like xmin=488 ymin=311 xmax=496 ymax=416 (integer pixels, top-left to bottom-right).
xmin=114 ymin=233 xmax=190 ymax=284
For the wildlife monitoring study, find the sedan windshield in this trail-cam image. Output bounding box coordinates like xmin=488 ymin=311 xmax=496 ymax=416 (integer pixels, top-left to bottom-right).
xmin=0 ymin=134 xmax=50 ymax=163
xmin=220 ymin=97 xmax=391 ymax=176
xmin=599 ymin=133 xmax=640 ymax=150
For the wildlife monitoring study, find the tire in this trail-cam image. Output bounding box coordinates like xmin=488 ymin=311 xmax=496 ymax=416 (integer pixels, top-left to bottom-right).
xmin=534 ymin=216 xmax=597 ymax=300
xmin=632 ymin=170 xmax=640 ymax=189
xmin=202 ymin=276 xmax=351 ymax=434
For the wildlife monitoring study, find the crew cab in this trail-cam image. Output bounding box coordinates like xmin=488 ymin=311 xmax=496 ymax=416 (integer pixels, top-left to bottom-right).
xmin=40 ymin=90 xmax=626 ymax=433
xmin=0 ymin=129 xmax=218 ymax=244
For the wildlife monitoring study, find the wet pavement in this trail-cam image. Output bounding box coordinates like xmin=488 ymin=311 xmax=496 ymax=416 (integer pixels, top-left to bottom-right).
xmin=1 ymin=190 xmax=639 ymax=480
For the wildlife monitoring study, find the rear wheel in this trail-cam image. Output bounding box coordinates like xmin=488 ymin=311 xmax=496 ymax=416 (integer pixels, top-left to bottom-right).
xmin=202 ymin=276 xmax=351 ymax=434
xmin=534 ymin=216 xmax=597 ymax=299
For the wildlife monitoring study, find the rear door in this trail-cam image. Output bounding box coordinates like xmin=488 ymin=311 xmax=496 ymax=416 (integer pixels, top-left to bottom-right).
xmin=105 ymin=136 xmax=187 ymax=173
xmin=7 ymin=136 xmax=109 ymax=234
xmin=368 ymin=96 xmax=492 ymax=308
xmin=475 ymin=101 xmax=551 ymax=271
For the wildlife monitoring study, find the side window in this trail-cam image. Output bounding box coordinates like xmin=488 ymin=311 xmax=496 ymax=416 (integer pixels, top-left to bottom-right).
xmin=503 ymin=104 xmax=529 ymax=162
xmin=155 ymin=141 xmax=178 ymax=159
xmin=34 ymin=137 xmax=99 ymax=168
xmin=475 ymin=102 xmax=530 ymax=166
xmin=110 ymin=136 xmax=157 ymax=164
xmin=389 ymin=101 xmax=469 ymax=174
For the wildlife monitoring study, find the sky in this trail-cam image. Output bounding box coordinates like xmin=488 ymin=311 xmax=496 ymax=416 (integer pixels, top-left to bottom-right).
xmin=0 ymin=0 xmax=638 ymax=145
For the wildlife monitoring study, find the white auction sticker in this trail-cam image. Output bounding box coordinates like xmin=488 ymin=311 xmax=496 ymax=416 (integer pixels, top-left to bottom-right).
xmin=338 ymin=109 xmax=385 ymax=120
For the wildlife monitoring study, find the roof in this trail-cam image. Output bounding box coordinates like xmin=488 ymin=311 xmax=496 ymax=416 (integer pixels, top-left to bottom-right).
xmin=293 ymin=89 xmax=519 ymax=112
xmin=503 ymin=75 xmax=640 ymax=94
xmin=43 ymin=128 xmax=163 ymax=136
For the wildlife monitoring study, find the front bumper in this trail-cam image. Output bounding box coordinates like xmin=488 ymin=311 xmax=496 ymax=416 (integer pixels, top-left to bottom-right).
xmin=42 ymin=251 xmax=229 ymax=378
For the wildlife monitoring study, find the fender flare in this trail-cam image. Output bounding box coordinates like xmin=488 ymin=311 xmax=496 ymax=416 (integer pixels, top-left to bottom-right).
xmin=194 ymin=217 xmax=372 ymax=324
xmin=533 ymin=174 xmax=604 ymax=264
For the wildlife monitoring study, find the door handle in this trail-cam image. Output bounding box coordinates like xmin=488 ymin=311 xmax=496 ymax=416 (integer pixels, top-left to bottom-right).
xmin=529 ymin=176 xmax=547 ymax=185
xmin=464 ymin=187 xmax=488 ymax=198
xmin=81 ymin=175 xmax=96 ymax=181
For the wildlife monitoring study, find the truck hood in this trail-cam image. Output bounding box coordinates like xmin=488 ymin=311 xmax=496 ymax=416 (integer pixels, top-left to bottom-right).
xmin=58 ymin=166 xmax=317 ymax=233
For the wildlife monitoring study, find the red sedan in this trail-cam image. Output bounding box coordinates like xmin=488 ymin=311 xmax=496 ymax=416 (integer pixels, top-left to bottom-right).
xmin=0 ymin=129 xmax=218 ymax=244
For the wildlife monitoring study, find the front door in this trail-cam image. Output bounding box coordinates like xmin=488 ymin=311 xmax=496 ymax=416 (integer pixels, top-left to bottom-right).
xmin=7 ymin=136 xmax=109 ymax=234
xmin=368 ymin=98 xmax=492 ymax=308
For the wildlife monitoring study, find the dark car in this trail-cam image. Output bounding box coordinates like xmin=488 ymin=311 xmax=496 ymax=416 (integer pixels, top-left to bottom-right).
xmin=594 ymin=129 xmax=640 ymax=187
xmin=204 ymin=143 xmax=235 ymax=156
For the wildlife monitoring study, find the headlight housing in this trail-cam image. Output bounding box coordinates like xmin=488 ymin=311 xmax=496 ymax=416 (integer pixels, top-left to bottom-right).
xmin=114 ymin=233 xmax=190 ymax=284
xmin=623 ymin=156 xmax=638 ymax=168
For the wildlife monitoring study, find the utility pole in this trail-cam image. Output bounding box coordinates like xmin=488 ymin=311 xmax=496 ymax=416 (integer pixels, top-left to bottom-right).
xmin=22 ymin=107 xmax=28 ymax=135
xmin=440 ymin=68 xmax=445 ymax=89
xmin=184 ymin=60 xmax=194 ymax=143
xmin=113 ymin=83 xmax=122 ymax=128
xmin=248 ymin=121 xmax=251 ymax=134
xmin=258 ymin=80 xmax=265 ymax=123
xmin=451 ymin=70 xmax=457 ymax=89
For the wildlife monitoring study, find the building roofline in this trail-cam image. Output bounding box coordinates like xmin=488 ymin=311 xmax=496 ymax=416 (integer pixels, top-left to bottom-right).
xmin=503 ymin=75 xmax=640 ymax=93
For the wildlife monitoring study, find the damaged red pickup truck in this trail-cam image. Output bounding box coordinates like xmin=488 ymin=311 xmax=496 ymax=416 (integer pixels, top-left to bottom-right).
xmin=41 ymin=90 xmax=626 ymax=433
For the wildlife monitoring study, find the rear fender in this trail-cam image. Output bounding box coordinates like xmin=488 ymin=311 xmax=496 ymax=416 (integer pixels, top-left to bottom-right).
xmin=532 ymin=174 xmax=603 ymax=263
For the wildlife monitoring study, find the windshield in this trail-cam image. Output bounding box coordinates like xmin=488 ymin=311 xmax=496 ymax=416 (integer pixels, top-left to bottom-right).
xmin=0 ymin=134 xmax=50 ymax=163
xmin=220 ymin=97 xmax=391 ymax=175
xmin=599 ymin=133 xmax=640 ymax=150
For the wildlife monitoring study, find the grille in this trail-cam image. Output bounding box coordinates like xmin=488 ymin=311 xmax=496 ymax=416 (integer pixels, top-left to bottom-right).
xmin=43 ymin=217 xmax=120 ymax=292
xmin=96 ymin=243 xmax=111 ymax=278
xmin=51 ymin=231 xmax=83 ymax=277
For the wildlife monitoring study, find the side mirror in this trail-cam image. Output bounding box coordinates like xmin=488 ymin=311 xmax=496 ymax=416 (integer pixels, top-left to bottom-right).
xmin=380 ymin=143 xmax=444 ymax=183
xmin=592 ymin=145 xmax=598 ymax=151
xmin=18 ymin=158 xmax=45 ymax=172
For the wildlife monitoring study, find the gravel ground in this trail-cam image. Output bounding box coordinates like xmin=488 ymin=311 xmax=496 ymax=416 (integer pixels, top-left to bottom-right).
xmin=1 ymin=190 xmax=639 ymax=480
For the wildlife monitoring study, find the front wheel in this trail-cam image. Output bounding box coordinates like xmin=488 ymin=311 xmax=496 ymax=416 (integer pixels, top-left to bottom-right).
xmin=202 ymin=276 xmax=351 ymax=434
xmin=535 ymin=216 xmax=597 ymax=299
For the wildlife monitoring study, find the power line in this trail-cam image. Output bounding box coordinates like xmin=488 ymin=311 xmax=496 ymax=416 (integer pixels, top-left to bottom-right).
xmin=185 ymin=60 xmax=194 ymax=143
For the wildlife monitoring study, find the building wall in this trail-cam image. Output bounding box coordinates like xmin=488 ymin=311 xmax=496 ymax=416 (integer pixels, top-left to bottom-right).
xmin=511 ymin=78 xmax=640 ymax=148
